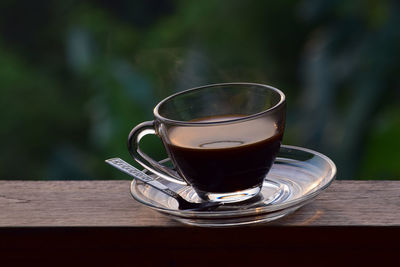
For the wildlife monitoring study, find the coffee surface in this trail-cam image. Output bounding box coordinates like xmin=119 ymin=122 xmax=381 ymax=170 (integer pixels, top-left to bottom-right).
xmin=168 ymin=115 xmax=278 ymax=149
xmin=165 ymin=115 xmax=283 ymax=193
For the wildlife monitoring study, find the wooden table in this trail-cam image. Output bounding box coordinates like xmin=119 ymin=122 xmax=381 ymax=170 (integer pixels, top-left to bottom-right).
xmin=1 ymin=180 xmax=399 ymax=265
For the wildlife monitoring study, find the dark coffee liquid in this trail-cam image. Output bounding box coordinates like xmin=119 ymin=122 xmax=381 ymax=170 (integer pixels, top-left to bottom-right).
xmin=165 ymin=115 xmax=283 ymax=193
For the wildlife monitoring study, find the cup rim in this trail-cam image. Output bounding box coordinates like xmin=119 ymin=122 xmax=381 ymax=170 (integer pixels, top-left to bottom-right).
xmin=153 ymin=82 xmax=286 ymax=126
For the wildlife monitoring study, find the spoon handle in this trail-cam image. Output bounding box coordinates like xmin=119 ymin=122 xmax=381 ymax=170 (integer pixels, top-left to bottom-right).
xmin=105 ymin=158 xmax=181 ymax=199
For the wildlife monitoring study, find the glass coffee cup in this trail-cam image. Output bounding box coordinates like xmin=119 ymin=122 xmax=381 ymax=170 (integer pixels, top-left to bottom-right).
xmin=128 ymin=83 xmax=286 ymax=203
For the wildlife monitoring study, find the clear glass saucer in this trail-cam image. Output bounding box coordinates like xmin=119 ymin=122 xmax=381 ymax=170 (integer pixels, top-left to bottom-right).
xmin=130 ymin=145 xmax=336 ymax=227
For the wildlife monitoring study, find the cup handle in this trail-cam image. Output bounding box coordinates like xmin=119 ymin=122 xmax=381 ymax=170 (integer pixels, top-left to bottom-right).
xmin=127 ymin=121 xmax=187 ymax=185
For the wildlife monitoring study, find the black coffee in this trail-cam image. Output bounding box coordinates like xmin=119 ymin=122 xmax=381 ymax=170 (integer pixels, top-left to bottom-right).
xmin=165 ymin=115 xmax=283 ymax=193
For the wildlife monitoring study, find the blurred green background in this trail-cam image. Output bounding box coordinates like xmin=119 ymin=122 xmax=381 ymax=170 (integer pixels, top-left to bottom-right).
xmin=1 ymin=0 xmax=399 ymax=180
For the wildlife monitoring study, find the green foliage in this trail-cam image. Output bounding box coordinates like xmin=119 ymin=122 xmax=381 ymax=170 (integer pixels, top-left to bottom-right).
xmin=360 ymin=106 xmax=400 ymax=179
xmin=0 ymin=0 xmax=399 ymax=180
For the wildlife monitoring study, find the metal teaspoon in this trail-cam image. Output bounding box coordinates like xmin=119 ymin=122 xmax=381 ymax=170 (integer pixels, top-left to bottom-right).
xmin=105 ymin=158 xmax=222 ymax=211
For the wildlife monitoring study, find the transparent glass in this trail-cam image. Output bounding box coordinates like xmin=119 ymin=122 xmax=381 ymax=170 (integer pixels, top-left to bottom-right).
xmin=130 ymin=145 xmax=337 ymax=226
xmin=128 ymin=83 xmax=286 ymax=203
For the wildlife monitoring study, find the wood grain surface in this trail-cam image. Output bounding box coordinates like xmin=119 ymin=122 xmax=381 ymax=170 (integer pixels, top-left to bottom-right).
xmin=1 ymin=180 xmax=399 ymax=266
xmin=0 ymin=180 xmax=399 ymax=226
